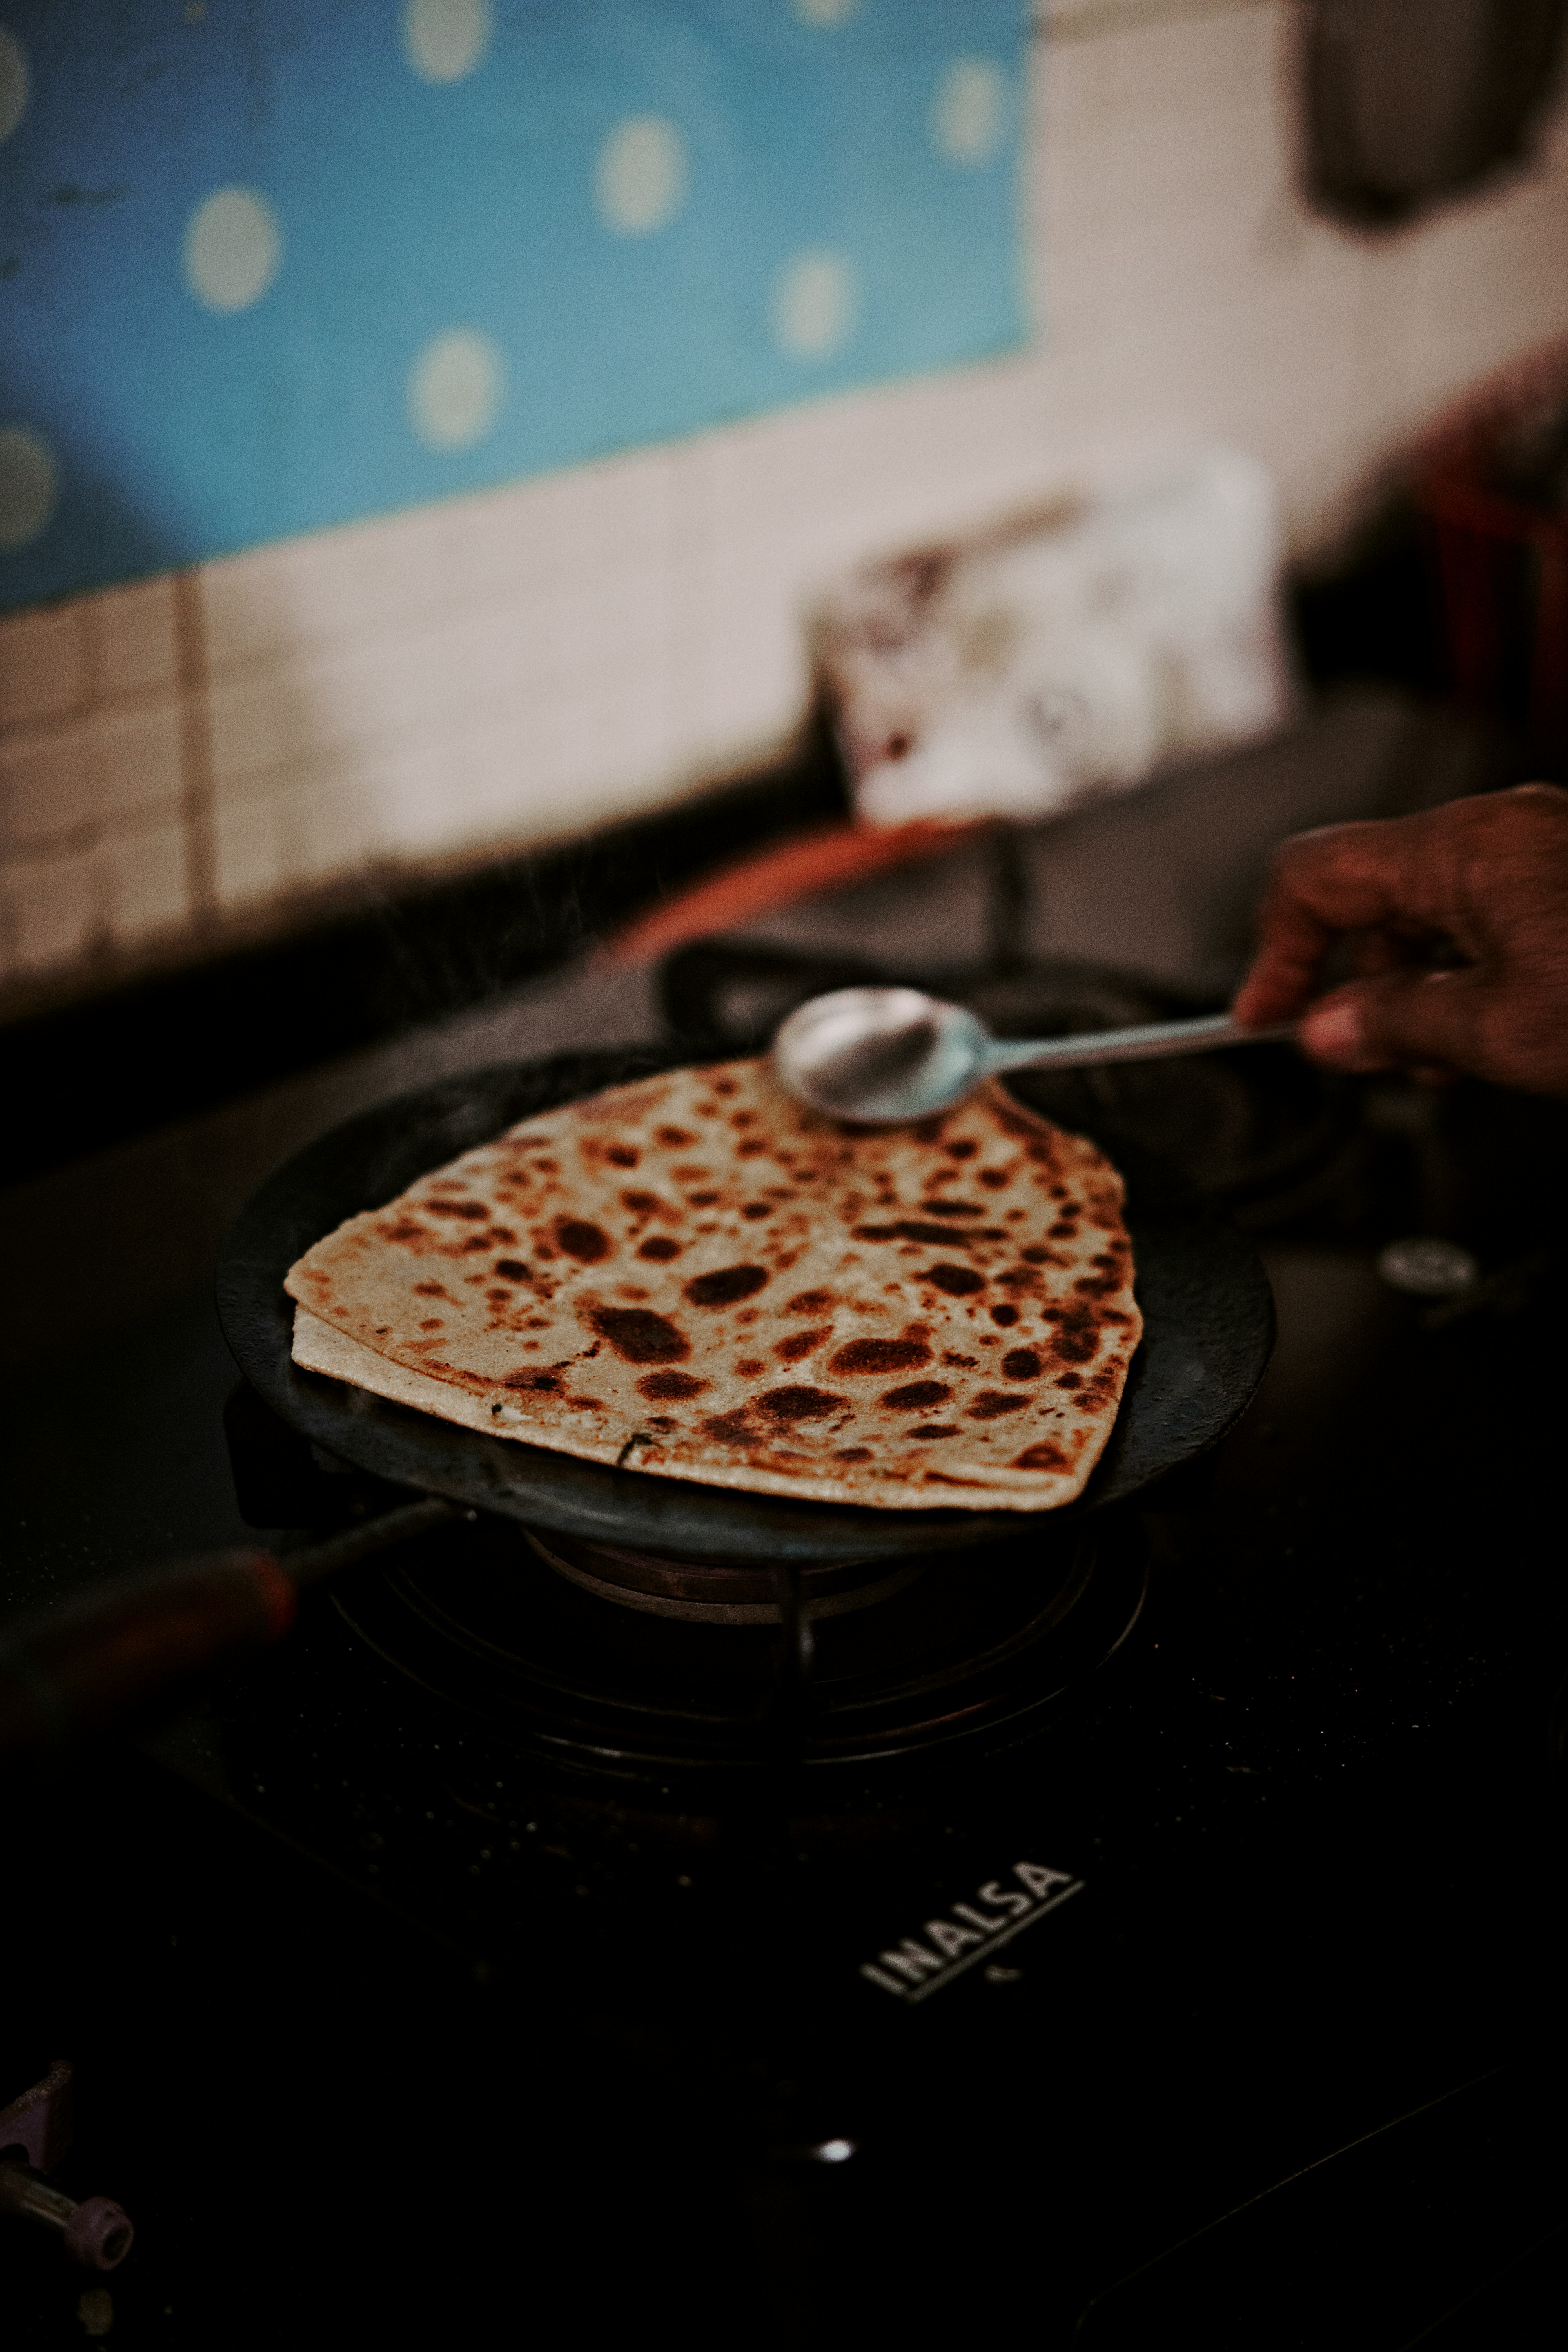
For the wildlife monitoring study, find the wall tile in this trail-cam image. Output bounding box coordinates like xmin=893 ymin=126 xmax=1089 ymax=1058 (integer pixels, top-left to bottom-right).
xmin=0 ymin=728 xmax=81 ymax=851
xmin=94 ymin=577 xmax=180 ymax=702
xmin=205 ymin=580 xmax=562 ymax=797
xmin=0 ymin=700 xmax=183 ymax=848
xmin=109 ymin=817 xmax=190 ymax=942
xmin=212 ymin=791 xmax=290 ymax=911
xmin=2 ymin=844 xmax=101 ymax=972
xmin=0 ymin=603 xmax=87 ymax=732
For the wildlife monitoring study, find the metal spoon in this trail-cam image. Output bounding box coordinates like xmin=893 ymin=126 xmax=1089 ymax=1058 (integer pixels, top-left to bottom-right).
xmin=772 ymin=985 xmax=1292 ymax=1123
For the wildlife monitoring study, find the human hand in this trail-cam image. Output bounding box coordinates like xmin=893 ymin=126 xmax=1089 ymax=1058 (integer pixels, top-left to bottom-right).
xmin=1232 ymin=784 xmax=1568 ymax=1096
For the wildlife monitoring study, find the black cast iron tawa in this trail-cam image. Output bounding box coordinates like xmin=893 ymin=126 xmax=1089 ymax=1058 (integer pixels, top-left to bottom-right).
xmin=218 ymin=1049 xmax=1274 ymax=1565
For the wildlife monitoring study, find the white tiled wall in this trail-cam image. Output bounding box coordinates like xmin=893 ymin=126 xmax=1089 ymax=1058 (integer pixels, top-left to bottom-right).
xmin=5 ymin=0 xmax=1568 ymax=1000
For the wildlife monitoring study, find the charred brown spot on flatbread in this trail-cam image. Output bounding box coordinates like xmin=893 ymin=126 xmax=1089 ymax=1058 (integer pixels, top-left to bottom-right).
xmin=554 ymin=1216 xmax=611 ymax=1263
xmin=775 ymin=1326 xmax=830 ymax=1363
xmin=828 ymin=1334 xmax=931 ymax=1376
xmin=1044 ymin=1305 xmax=1101 ymax=1364
xmin=880 ymin=1380 xmax=951 ymax=1410
xmin=1014 ymin=1439 xmax=1071 ymax=1472
xmin=637 ymin=1370 xmax=707 ymax=1400
xmin=924 ymin=1263 xmax=984 ymax=1296
xmin=584 ymin=1305 xmax=689 ymax=1363
xmin=684 ymin=1264 xmax=769 ymax=1308
xmin=702 ymin=1408 xmax=756 ymax=1444
xmin=755 ymin=1385 xmax=843 ymax=1423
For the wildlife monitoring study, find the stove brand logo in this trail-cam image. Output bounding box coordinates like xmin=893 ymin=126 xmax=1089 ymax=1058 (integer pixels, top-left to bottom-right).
xmin=858 ymin=1861 xmax=1083 ymax=2004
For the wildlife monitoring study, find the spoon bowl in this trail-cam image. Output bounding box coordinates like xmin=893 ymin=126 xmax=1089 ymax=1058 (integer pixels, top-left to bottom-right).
xmin=772 ymin=987 xmax=991 ymax=1121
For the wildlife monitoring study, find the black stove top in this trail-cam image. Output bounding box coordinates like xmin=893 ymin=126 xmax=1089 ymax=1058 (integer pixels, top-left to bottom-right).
xmin=7 ymin=975 xmax=1568 ymax=2349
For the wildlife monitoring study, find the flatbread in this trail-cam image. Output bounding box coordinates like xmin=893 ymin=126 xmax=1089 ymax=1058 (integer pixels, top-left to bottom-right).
xmin=284 ymin=1060 xmax=1142 ymax=1512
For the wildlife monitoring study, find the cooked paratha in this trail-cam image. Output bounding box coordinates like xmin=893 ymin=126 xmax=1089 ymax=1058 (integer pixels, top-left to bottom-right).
xmin=285 ymin=1059 xmax=1142 ymax=1511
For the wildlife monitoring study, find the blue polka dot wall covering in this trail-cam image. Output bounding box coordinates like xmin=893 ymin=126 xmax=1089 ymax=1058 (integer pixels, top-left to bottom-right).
xmin=0 ymin=1 xmax=1027 ymax=611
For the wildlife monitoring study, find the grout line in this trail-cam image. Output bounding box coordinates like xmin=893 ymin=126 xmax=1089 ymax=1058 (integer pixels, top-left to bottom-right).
xmin=0 ymin=674 xmax=191 ymax=748
xmin=172 ymin=570 xmax=218 ymax=925
xmin=77 ymin=594 xmax=105 ymax=715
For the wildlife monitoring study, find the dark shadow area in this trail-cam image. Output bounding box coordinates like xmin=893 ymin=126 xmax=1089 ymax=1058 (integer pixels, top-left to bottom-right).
xmin=1287 ymin=495 xmax=1452 ymax=702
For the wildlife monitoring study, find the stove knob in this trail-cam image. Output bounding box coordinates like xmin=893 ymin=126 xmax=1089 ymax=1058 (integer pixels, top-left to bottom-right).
xmin=1376 ymin=1236 xmax=1478 ymax=1298
xmin=0 ymin=2167 xmax=133 ymax=2270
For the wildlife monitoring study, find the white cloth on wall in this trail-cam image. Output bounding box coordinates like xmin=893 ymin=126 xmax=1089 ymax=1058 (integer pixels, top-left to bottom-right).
xmin=816 ymin=450 xmax=1294 ymax=830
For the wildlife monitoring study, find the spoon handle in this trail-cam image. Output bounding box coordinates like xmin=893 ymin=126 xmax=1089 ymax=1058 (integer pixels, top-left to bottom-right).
xmin=983 ymin=1012 xmax=1295 ymax=1076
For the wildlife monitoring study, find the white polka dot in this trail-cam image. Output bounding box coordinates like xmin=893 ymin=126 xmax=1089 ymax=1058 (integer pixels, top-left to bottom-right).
xmin=182 ymin=187 xmax=282 ymax=313
xmin=793 ymin=0 xmax=858 ymax=24
xmin=0 ymin=26 xmax=29 ymax=144
xmin=408 ymin=330 xmax=505 ymax=450
xmin=770 ymin=250 xmax=856 ymax=362
xmin=931 ymin=58 xmax=1010 ymax=168
xmin=0 ymin=426 xmax=57 ymax=550
xmin=402 ymin=0 xmax=492 ymax=85
xmin=594 ymin=116 xmax=688 ymax=238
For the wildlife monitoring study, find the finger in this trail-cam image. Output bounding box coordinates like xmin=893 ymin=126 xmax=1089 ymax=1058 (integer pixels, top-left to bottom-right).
xmin=1231 ymin=884 xmax=1338 ymax=1028
xmin=1296 ymin=967 xmax=1489 ymax=1076
xmin=1349 ymin=930 xmax=1417 ymax=978
xmin=1233 ymin=814 xmax=1466 ymax=1028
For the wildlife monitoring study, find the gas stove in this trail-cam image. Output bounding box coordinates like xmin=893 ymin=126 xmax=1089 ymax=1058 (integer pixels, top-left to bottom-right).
xmin=6 ymin=942 xmax=1568 ymax=2349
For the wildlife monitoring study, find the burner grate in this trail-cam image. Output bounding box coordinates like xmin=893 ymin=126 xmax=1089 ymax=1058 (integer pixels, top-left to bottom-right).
xmin=309 ymin=1506 xmax=1148 ymax=1776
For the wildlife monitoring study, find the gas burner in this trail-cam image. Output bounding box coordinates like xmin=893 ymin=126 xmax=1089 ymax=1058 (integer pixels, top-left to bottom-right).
xmin=315 ymin=1505 xmax=1149 ymax=1776
xmin=523 ymin=1530 xmax=921 ymax=1624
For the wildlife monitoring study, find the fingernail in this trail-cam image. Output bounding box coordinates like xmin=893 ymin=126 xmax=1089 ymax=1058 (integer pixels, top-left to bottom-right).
xmin=1301 ymin=1000 xmax=1362 ymax=1063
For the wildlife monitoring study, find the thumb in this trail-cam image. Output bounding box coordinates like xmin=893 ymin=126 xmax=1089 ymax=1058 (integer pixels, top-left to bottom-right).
xmin=1298 ymin=968 xmax=1488 ymax=1077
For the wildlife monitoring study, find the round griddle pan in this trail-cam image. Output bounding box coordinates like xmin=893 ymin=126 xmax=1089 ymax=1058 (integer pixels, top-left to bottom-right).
xmin=218 ymin=1049 xmax=1274 ymax=1564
